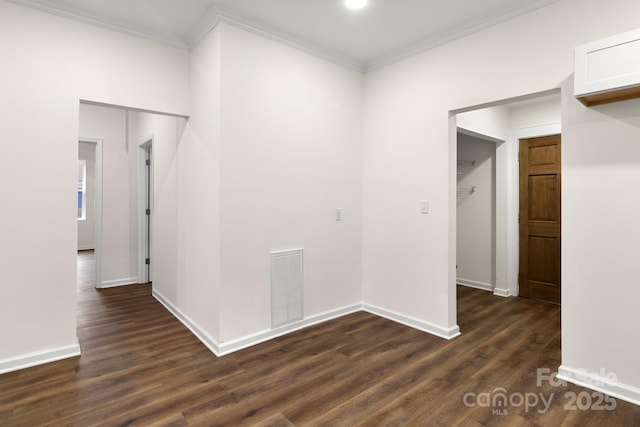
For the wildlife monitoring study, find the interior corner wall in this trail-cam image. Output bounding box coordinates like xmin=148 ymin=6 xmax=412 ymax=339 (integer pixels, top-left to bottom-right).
xmin=165 ymin=24 xmax=223 ymax=344
xmin=0 ymin=0 xmax=188 ymax=364
xmin=218 ymin=23 xmax=364 ymax=343
xmin=362 ymin=0 xmax=640 ymax=392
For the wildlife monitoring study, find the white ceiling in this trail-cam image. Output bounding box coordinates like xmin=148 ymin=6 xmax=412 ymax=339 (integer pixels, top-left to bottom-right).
xmin=9 ymin=0 xmax=558 ymax=70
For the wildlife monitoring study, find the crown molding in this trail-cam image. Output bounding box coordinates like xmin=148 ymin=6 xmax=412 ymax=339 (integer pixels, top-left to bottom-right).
xmin=9 ymin=0 xmax=559 ymax=73
xmin=364 ymin=0 xmax=559 ymax=72
xmin=188 ymin=4 xmax=365 ymax=72
xmin=8 ymin=0 xmax=364 ymax=71
xmin=7 ymin=0 xmax=191 ymax=49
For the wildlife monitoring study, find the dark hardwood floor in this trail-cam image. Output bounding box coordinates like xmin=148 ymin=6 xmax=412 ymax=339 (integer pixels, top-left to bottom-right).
xmin=1 ymin=251 xmax=639 ymax=426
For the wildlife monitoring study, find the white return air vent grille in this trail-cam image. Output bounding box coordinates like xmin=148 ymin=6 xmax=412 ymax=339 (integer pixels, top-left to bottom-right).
xmin=271 ymin=249 xmax=304 ymax=328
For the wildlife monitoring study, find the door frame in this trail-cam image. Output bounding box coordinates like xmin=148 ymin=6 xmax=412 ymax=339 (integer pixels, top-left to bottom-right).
xmin=78 ymin=137 xmax=104 ymax=288
xmin=137 ymin=135 xmax=154 ymax=283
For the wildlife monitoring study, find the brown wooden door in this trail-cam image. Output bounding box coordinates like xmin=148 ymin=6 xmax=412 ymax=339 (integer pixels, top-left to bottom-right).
xmin=519 ymin=134 xmax=561 ymax=304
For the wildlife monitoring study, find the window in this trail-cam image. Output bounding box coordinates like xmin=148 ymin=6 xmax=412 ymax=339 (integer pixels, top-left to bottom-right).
xmin=78 ymin=159 xmax=86 ymax=220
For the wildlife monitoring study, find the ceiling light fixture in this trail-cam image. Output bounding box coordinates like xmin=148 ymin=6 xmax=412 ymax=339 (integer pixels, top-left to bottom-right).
xmin=345 ymin=0 xmax=368 ymax=11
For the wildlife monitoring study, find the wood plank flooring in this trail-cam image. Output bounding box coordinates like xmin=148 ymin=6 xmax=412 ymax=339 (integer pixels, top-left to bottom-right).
xmin=0 ymin=251 xmax=639 ymax=426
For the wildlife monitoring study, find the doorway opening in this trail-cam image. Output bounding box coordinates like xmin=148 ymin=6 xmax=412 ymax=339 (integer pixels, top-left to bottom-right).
xmin=138 ymin=138 xmax=153 ymax=284
xmin=452 ymin=89 xmax=562 ymax=329
xmin=456 ymin=131 xmax=498 ymax=293
xmin=77 ymin=101 xmax=187 ymax=291
xmin=77 ymin=138 xmax=103 ymax=287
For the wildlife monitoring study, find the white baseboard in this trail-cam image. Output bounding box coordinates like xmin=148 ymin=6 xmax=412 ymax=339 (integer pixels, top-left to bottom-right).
xmin=218 ymin=304 xmax=362 ymax=356
xmin=99 ymin=277 xmax=138 ymax=288
xmin=153 ymin=290 xmax=461 ymax=359
xmin=557 ymin=365 xmax=640 ymax=407
xmin=154 ymin=288 xmax=362 ymax=357
xmin=493 ymin=287 xmax=511 ymax=297
xmin=363 ymin=303 xmax=461 ymax=340
xmin=77 ymin=245 xmax=95 ymax=251
xmin=0 ymin=341 xmax=81 ymax=375
xmin=457 ymin=278 xmax=494 ymax=292
xmin=152 ymin=289 xmax=221 ymax=356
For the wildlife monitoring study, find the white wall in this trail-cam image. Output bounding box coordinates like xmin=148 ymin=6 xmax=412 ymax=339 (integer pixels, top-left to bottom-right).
xmin=0 ymin=0 xmax=188 ymax=368
xmin=78 ymin=142 xmax=96 ymax=249
xmin=510 ymin=97 xmax=562 ymax=129
xmin=560 ymin=80 xmax=640 ymax=397
xmin=362 ymin=0 xmax=640 ymax=396
xmin=218 ymin=24 xmax=363 ymax=343
xmin=456 ymin=133 xmax=496 ymax=290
